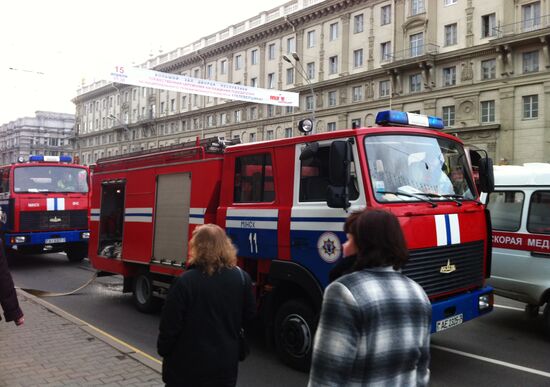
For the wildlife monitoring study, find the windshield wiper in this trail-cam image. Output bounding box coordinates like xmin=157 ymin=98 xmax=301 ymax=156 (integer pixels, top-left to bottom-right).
xmin=376 ymin=190 xmax=437 ymax=208
xmin=416 ymin=192 xmax=463 ymax=207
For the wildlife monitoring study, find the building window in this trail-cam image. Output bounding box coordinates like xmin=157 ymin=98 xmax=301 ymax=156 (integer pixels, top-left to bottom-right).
xmin=220 ymin=113 xmax=227 ymax=125
xmin=352 ymin=86 xmax=363 ymax=102
xmin=250 ymin=107 xmax=257 ymax=120
xmin=410 ymin=32 xmax=424 ymax=57
xmin=411 ymin=0 xmax=424 ymax=16
xmin=251 ymin=49 xmax=258 ymax=65
xmin=381 ymin=5 xmax=391 ymax=25
xmin=285 ymin=127 xmax=293 ymax=138
xmin=442 ymin=106 xmax=455 ymax=126
xmin=250 ymin=77 xmax=257 ymax=88
xmin=443 ymin=66 xmax=456 ymax=86
xmin=482 ymin=13 xmax=496 ymax=38
xmin=481 ymin=59 xmax=496 ymax=80
xmin=234 ymin=110 xmax=241 ymax=123
xmin=379 ymin=80 xmax=391 ymax=97
xmin=220 ymin=60 xmax=227 ymax=74
xmin=444 ymin=0 xmax=457 ymax=5
xmin=481 ymin=100 xmax=495 ymax=123
xmin=266 ymin=130 xmax=274 ymax=140
xmin=329 ymin=56 xmax=338 ymax=74
xmin=522 ymin=2 xmax=541 ymax=32
xmin=329 ymin=22 xmax=339 ymax=41
xmin=444 ymin=23 xmax=457 ymax=46
xmin=523 ymin=51 xmax=539 ymax=73
xmin=523 ymin=95 xmax=539 ymax=119
xmin=132 ymin=89 xmax=137 ymax=101
xmin=267 ymin=73 xmax=275 ymax=89
xmin=249 ymin=133 xmax=256 ymax=142
xmin=194 ymin=69 xmax=200 ymax=78
xmin=381 ymin=41 xmax=392 ymax=61
xmin=306 ymin=95 xmax=314 ymax=110
xmin=286 ymin=106 xmax=294 ymax=114
xmin=328 ymin=91 xmax=337 ymax=106
xmin=207 ymin=115 xmax=214 ymax=127
xmin=267 ymin=105 xmax=275 ymax=118
xmin=268 ymin=43 xmax=276 ymax=60
xmin=181 ymin=95 xmax=187 ymax=109
xmin=287 ymin=37 xmax=295 ymax=54
xmin=235 ymin=55 xmax=243 ymax=70
xmin=286 ymin=68 xmax=294 ymax=85
xmin=327 ymin=122 xmax=337 ymax=132
xmin=410 ymin=73 xmax=422 ymax=92
xmin=306 ymin=62 xmax=315 ymax=80
xmin=351 ymin=118 xmax=361 ymax=128
xmin=206 ymin=64 xmax=213 ymax=78
xmin=307 ymin=30 xmax=316 ymax=48
xmin=353 ymin=49 xmax=363 ymax=68
xmin=354 ymin=14 xmax=364 ymax=33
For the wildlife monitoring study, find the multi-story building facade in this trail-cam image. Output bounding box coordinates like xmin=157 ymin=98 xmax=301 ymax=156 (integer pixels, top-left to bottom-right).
xmin=0 ymin=111 xmax=75 ymax=165
xmin=73 ymin=0 xmax=550 ymax=165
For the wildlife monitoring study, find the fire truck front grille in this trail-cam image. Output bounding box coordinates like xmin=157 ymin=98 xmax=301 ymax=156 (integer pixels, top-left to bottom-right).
xmin=402 ymin=240 xmax=485 ymax=298
xmin=19 ymin=210 xmax=88 ymax=231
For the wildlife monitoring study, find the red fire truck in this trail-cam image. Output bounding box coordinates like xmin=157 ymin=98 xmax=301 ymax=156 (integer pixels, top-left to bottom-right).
xmin=89 ymin=111 xmax=494 ymax=370
xmin=0 ymin=155 xmax=90 ymax=262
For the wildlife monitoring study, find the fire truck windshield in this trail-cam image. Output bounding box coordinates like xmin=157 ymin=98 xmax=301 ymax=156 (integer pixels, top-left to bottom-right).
xmin=365 ymin=135 xmax=476 ymax=203
xmin=13 ymin=166 xmax=89 ymax=193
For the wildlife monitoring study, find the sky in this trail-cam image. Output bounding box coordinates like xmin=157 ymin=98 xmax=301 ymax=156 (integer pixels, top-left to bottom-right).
xmin=0 ymin=0 xmax=286 ymax=124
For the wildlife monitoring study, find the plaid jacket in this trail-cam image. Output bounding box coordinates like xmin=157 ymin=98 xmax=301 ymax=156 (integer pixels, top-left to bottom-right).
xmin=308 ymin=267 xmax=431 ymax=387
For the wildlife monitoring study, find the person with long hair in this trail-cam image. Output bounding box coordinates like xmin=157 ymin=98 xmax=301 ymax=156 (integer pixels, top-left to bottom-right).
xmin=309 ymin=209 xmax=431 ymax=386
xmin=157 ymin=224 xmax=255 ymax=387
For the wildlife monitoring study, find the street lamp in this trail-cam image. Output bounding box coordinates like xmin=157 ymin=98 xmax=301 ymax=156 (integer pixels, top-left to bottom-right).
xmin=107 ymin=114 xmax=132 ymax=153
xmin=283 ymin=52 xmax=316 ymax=134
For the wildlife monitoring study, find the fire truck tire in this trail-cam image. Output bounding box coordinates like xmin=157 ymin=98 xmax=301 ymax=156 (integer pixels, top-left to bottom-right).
xmin=66 ymin=245 xmax=87 ymax=262
xmin=544 ymin=303 xmax=550 ymax=337
xmin=525 ymin=304 xmax=540 ymax=318
xmin=132 ymin=273 xmax=161 ymax=313
xmin=274 ymin=299 xmax=316 ymax=372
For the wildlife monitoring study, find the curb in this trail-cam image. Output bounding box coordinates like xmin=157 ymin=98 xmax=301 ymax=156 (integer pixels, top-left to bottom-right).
xmin=16 ymin=288 xmax=162 ymax=374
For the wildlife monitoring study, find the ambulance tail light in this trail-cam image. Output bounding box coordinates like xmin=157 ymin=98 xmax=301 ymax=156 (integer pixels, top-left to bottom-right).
xmin=375 ymin=110 xmax=444 ymax=129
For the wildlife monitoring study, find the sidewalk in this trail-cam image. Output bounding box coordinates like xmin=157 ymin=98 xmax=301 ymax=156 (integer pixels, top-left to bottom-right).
xmin=0 ymin=290 xmax=163 ymax=386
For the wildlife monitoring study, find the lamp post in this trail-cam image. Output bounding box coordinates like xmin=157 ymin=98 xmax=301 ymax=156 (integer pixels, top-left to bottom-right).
xmin=107 ymin=114 xmax=132 ymax=153
xmin=283 ymin=52 xmax=316 ymax=134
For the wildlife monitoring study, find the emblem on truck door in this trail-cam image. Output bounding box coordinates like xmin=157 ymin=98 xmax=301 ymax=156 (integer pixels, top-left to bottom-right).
xmin=49 ymin=216 xmax=62 ymax=223
xmin=440 ymin=259 xmax=457 ymax=274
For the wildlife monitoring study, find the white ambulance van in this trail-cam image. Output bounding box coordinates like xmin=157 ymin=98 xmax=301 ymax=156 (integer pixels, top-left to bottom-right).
xmin=482 ymin=163 xmax=550 ymax=335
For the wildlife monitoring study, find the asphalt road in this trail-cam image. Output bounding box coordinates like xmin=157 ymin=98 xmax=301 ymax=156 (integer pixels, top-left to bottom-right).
xmin=9 ymin=253 xmax=550 ymax=387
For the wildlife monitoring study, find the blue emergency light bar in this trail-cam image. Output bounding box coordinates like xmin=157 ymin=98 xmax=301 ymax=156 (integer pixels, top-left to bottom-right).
xmin=28 ymin=155 xmax=72 ymax=163
xmin=375 ymin=110 xmax=444 ymax=129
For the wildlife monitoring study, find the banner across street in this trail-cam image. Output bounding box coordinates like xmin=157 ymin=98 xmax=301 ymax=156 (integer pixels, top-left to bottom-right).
xmin=105 ymin=66 xmax=300 ymax=107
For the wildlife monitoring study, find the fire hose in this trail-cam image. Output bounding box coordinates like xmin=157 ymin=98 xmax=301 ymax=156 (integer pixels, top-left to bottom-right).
xmin=17 ymin=271 xmax=98 ymax=297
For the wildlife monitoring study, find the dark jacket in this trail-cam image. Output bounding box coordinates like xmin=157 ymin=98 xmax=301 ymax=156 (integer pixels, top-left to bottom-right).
xmin=157 ymin=265 xmax=256 ymax=387
xmin=0 ymin=242 xmax=23 ymax=323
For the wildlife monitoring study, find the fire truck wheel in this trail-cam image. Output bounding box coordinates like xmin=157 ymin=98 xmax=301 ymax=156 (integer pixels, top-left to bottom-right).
xmin=132 ymin=273 xmax=161 ymax=313
xmin=525 ymin=304 xmax=540 ymax=318
xmin=544 ymin=303 xmax=550 ymax=337
xmin=66 ymin=245 xmax=87 ymax=262
xmin=274 ymin=299 xmax=316 ymax=372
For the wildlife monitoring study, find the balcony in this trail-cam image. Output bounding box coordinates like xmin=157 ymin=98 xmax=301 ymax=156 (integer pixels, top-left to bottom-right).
xmin=389 ymin=43 xmax=439 ymax=62
xmin=493 ymin=15 xmax=550 ymax=39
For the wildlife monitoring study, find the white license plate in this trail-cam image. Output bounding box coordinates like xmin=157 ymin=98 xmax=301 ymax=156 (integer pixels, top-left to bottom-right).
xmin=436 ymin=314 xmax=463 ymax=332
xmin=45 ymin=238 xmax=66 ymax=244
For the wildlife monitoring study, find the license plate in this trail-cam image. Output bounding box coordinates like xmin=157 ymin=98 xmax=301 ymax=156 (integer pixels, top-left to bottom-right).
xmin=436 ymin=314 xmax=463 ymax=332
xmin=45 ymin=238 xmax=66 ymax=244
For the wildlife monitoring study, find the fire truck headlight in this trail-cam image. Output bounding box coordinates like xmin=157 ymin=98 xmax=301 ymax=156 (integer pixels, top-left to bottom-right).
xmin=478 ymin=293 xmax=493 ymax=312
xmin=81 ymin=232 xmax=90 ymax=239
xmin=13 ymin=236 xmax=26 ymax=244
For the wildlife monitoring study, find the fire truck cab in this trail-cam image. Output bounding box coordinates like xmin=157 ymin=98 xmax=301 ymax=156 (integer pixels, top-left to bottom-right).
xmin=0 ymin=155 xmax=90 ymax=262
xmin=89 ymin=111 xmax=494 ymax=370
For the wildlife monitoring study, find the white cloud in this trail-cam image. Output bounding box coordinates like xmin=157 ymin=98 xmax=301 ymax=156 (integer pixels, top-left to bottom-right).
xmin=0 ymin=0 xmax=285 ymax=124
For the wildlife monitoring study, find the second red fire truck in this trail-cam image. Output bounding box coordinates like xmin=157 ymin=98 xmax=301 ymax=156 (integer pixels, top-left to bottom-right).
xmin=88 ymin=111 xmax=495 ymax=370
xmin=0 ymin=155 xmax=90 ymax=262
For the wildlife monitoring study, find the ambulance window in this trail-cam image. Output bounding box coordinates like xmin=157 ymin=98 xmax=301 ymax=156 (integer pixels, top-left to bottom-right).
xmin=299 ymin=145 xmax=359 ymax=202
xmin=486 ymin=191 xmax=524 ymax=231
xmin=527 ymin=191 xmax=550 ymax=234
xmin=234 ymin=153 xmax=274 ymax=203
xmin=0 ymin=169 xmax=9 ymax=193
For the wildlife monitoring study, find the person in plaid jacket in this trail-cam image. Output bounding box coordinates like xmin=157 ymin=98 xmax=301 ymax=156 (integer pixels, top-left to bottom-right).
xmin=308 ymin=209 xmax=431 ymax=387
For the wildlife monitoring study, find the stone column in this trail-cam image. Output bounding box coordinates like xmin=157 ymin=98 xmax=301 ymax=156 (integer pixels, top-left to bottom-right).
xmin=544 ymin=81 xmax=550 ymax=161
xmin=340 ymin=13 xmax=351 ymax=76
xmin=498 ymin=86 xmax=515 ymax=162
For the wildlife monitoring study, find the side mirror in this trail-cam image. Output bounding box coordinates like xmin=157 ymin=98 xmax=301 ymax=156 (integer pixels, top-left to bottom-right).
xmin=299 ymin=142 xmax=319 ymax=161
xmin=469 ymin=149 xmax=494 ymax=194
xmin=327 ymin=140 xmax=352 ymax=208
